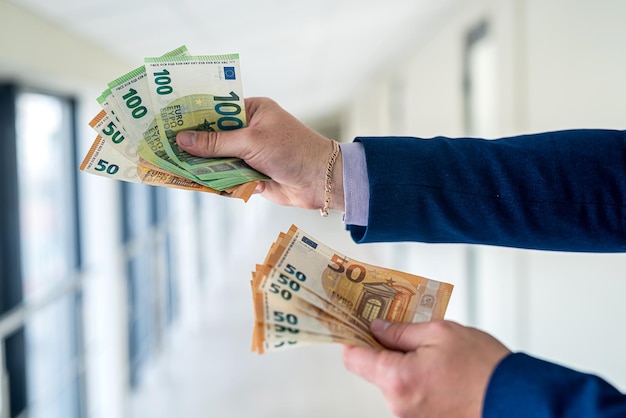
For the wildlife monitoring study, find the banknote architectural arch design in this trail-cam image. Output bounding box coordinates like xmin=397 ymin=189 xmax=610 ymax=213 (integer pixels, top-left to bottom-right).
xmin=354 ymin=282 xmax=416 ymax=324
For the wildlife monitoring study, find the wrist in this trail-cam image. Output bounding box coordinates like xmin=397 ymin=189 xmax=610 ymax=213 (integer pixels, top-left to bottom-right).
xmin=330 ymin=149 xmax=344 ymax=211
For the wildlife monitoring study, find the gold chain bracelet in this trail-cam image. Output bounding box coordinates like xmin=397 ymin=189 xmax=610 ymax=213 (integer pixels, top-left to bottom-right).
xmin=320 ymin=139 xmax=340 ymax=217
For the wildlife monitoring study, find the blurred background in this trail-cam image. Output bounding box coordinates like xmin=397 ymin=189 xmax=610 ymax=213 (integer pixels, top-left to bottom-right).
xmin=0 ymin=0 xmax=625 ymax=417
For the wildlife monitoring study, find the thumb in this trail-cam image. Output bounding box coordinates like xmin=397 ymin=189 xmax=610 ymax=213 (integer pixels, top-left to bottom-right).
xmin=370 ymin=319 xmax=430 ymax=352
xmin=176 ymin=130 xmax=245 ymax=159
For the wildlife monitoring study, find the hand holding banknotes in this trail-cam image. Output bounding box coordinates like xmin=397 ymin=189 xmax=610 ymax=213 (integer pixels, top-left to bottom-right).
xmin=251 ymin=226 xmax=454 ymax=354
xmin=176 ymin=97 xmax=344 ymax=211
xmin=343 ymin=320 xmax=510 ymax=418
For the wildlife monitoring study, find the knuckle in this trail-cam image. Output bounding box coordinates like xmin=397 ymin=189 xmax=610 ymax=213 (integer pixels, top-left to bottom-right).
xmin=376 ymin=354 xmax=413 ymax=398
xmin=194 ymin=131 xmax=217 ymax=152
xmin=385 ymin=371 xmax=413 ymax=399
xmin=387 ymin=322 xmax=412 ymax=342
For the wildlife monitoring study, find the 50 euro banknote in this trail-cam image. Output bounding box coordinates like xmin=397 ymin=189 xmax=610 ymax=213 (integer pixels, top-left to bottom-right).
xmin=251 ymin=225 xmax=454 ymax=354
xmin=79 ymin=134 xmax=257 ymax=200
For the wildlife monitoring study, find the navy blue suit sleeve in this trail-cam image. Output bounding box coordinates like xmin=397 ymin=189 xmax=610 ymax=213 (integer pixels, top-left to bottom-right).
xmin=348 ymin=129 xmax=626 ymax=252
xmin=484 ymin=353 xmax=626 ymax=418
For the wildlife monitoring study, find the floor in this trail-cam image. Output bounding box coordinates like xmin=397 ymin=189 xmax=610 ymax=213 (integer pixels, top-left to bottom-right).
xmin=129 ymin=200 xmax=396 ymax=418
xmin=129 ymin=316 xmax=394 ymax=418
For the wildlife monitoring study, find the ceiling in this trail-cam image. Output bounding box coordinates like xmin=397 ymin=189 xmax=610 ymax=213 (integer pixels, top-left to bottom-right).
xmin=8 ymin=0 xmax=456 ymax=120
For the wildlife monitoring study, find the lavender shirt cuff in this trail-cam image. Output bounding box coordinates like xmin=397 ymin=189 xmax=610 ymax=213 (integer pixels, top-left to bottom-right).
xmin=339 ymin=142 xmax=369 ymax=226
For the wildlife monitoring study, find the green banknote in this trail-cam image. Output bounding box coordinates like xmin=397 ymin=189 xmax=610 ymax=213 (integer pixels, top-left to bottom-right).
xmin=107 ymin=45 xmax=188 ymax=140
xmin=144 ymin=54 xmax=269 ymax=190
xmin=106 ymin=45 xmax=207 ymax=183
xmin=138 ymin=118 xmax=204 ymax=181
xmin=82 ymin=46 xmax=263 ymax=201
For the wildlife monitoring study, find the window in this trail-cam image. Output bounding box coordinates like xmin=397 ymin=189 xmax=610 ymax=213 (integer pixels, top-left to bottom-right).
xmin=16 ymin=92 xmax=80 ymax=301
xmin=362 ymin=298 xmax=382 ymax=322
xmin=462 ymin=19 xmax=500 ymax=328
xmin=463 ymin=19 xmax=498 ymax=138
xmin=0 ymin=84 xmax=85 ymax=418
xmin=122 ymin=183 xmax=178 ymax=388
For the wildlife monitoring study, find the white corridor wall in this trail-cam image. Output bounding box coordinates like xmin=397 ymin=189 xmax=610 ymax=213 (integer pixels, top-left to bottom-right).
xmin=341 ymin=0 xmax=626 ymax=391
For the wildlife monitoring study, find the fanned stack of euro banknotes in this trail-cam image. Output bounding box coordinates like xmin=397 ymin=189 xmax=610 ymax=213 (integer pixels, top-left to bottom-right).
xmin=251 ymin=225 xmax=454 ymax=353
xmin=80 ymin=45 xmax=268 ymax=201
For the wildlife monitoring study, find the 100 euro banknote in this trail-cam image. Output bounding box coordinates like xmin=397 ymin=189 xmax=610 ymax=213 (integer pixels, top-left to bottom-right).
xmin=143 ymin=54 xmax=269 ymax=190
xmin=80 ymin=46 xmax=263 ymax=201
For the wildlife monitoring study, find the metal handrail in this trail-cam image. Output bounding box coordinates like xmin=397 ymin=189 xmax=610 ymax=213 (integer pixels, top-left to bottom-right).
xmin=0 ymin=270 xmax=85 ymax=341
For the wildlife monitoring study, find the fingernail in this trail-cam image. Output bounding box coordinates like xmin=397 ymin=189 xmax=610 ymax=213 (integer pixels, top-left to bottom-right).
xmin=177 ymin=131 xmax=196 ymax=147
xmin=370 ymin=319 xmax=390 ymax=333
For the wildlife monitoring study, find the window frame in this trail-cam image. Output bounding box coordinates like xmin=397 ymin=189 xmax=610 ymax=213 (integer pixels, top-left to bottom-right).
xmin=0 ymin=82 xmax=86 ymax=418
